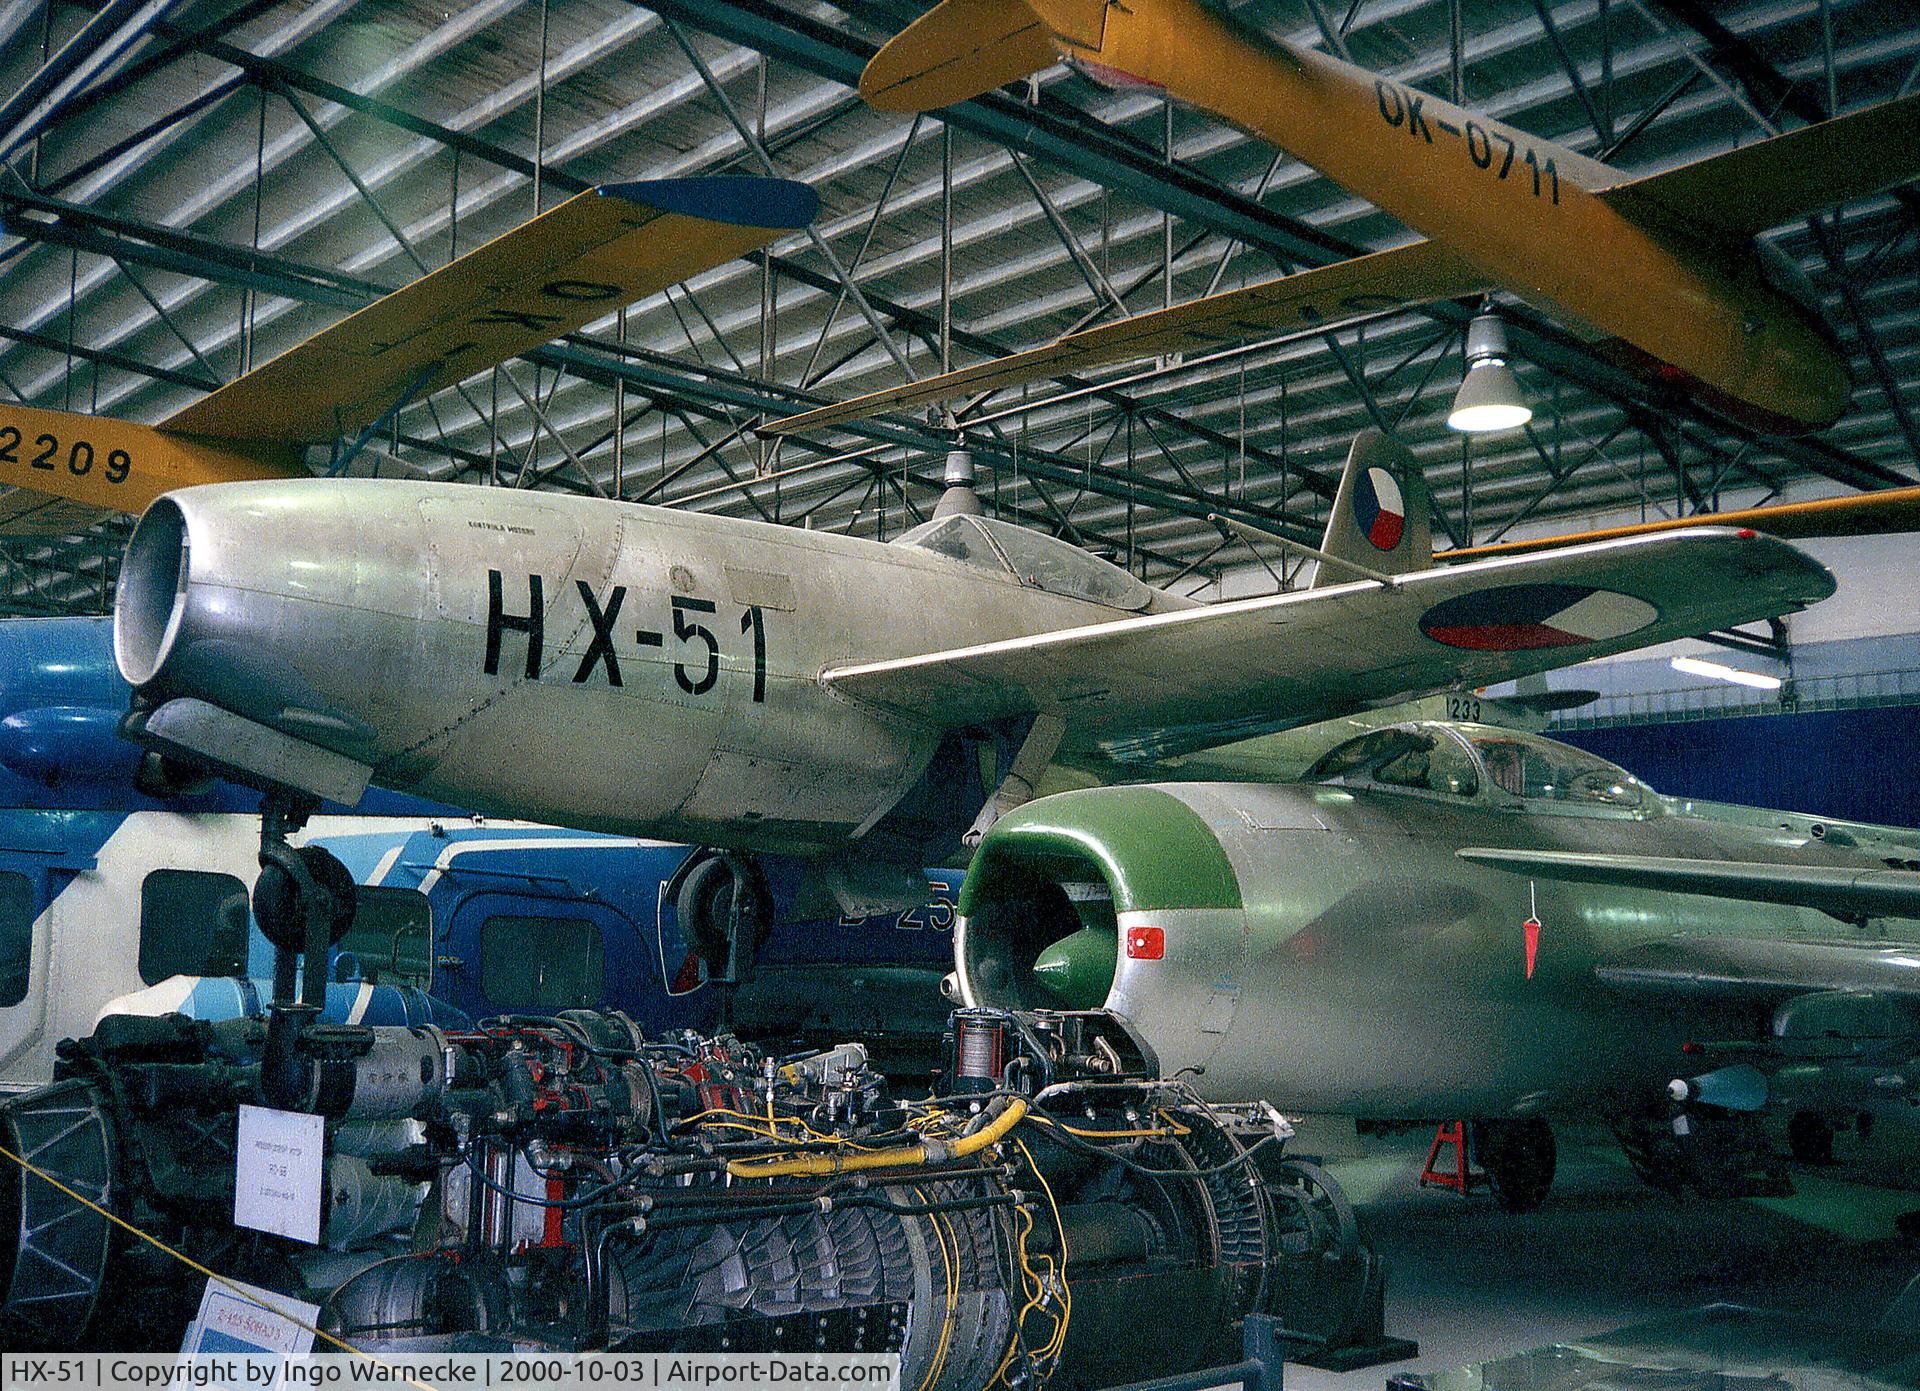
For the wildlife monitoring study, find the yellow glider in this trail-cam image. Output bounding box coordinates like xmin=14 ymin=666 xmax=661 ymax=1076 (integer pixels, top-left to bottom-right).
xmin=0 ymin=177 xmax=816 ymax=533
xmin=770 ymin=0 xmax=1920 ymax=440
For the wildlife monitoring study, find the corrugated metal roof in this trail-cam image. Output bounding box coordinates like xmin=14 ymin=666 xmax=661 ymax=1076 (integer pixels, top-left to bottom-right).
xmin=0 ymin=0 xmax=1913 ymax=610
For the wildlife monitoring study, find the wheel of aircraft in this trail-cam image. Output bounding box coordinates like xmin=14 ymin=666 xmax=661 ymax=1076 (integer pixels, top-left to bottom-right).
xmin=673 ymin=850 xmax=774 ymax=986
xmin=1471 ymin=1118 xmax=1557 ymax=1214
xmin=252 ymin=843 xmax=357 ymax=955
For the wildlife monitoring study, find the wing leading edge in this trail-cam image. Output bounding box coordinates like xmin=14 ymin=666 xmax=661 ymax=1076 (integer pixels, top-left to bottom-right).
xmin=823 ymin=526 xmax=1833 ymax=755
xmin=762 ymin=240 xmax=1490 ymax=436
xmin=1458 ymin=846 xmax=1920 ymax=923
xmin=1592 ymin=936 xmax=1920 ymax=1006
xmin=0 ymin=177 xmax=816 ymax=536
xmin=166 ymin=177 xmax=818 ymax=444
xmin=1598 ymin=93 xmax=1920 ymax=240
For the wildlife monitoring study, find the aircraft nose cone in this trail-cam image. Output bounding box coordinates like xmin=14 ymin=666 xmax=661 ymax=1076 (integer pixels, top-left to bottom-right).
xmin=116 ymin=478 xmax=630 ymax=806
xmin=1030 ymin=925 xmax=1118 ymax=1009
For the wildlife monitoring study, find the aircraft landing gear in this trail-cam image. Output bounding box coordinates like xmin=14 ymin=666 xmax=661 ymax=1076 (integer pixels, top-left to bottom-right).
xmin=666 ymin=850 xmax=773 ymax=1006
xmin=1611 ymin=1097 xmax=1792 ymax=1199
xmin=1473 ymin=1117 xmax=1556 ymax=1213
xmin=252 ymin=795 xmax=356 ymax=1009
xmin=252 ymin=794 xmax=360 ymax=1113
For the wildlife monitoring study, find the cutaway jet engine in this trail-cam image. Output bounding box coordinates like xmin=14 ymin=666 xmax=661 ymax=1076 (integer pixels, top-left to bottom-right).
xmin=0 ymin=1004 xmax=1405 ymax=1375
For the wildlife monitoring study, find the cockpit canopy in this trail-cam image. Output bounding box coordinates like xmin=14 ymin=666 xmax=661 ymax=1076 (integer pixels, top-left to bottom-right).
xmin=895 ymin=513 xmax=1159 ymax=611
xmin=1305 ymin=721 xmax=1653 ymax=811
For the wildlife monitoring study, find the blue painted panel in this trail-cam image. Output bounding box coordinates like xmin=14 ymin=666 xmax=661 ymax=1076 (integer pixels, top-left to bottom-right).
xmin=606 ymin=176 xmax=818 ymax=230
xmin=0 ymin=617 xmax=461 ymax=815
xmin=1562 ymin=704 xmax=1920 ymax=828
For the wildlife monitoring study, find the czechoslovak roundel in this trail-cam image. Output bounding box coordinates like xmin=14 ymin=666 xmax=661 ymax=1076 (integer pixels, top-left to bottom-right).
xmin=1420 ymin=583 xmax=1659 ymax=652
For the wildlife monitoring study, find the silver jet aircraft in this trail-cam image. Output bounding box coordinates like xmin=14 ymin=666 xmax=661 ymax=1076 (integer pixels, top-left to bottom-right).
xmin=110 ymin=432 xmax=1833 ymax=950
xmin=955 ymin=718 xmax=1920 ymax=1210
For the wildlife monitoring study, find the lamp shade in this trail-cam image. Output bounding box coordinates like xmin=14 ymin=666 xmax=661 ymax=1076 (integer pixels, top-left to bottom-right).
xmin=1448 ymin=357 xmax=1532 ymax=432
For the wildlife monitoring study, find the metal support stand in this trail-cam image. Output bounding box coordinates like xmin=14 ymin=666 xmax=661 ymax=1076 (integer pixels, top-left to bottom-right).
xmin=1098 ymin=1314 xmax=1291 ymax=1391
xmin=1420 ymin=1120 xmax=1486 ymax=1195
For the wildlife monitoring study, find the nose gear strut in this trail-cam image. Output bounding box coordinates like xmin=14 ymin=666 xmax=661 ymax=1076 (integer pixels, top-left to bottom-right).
xmin=251 ymin=793 xmax=360 ymax=1110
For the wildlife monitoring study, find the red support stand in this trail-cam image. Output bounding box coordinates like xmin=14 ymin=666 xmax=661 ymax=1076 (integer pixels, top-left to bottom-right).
xmin=1419 ymin=1120 xmax=1486 ymax=1194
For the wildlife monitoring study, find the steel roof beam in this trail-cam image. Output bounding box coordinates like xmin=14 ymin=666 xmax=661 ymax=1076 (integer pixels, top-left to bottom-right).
xmin=0 ymin=321 xmax=215 ymax=393
xmin=636 ymin=0 xmax=1352 ymax=266
xmin=0 ymin=0 xmax=180 ymax=170
xmin=730 ymin=249 xmax=1344 ymax=505
xmin=657 ymin=0 xmax=1907 ymax=493
xmin=535 ymin=338 xmax=1324 ymax=544
xmin=127 ymin=17 xmax=1333 ymax=515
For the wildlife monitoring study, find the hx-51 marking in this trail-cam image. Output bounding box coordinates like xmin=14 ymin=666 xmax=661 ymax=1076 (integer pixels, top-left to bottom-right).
xmin=956 ymin=719 xmax=1920 ymax=1210
xmin=112 ymin=429 xmax=1835 ymax=927
xmin=767 ymin=0 xmax=1920 ymax=442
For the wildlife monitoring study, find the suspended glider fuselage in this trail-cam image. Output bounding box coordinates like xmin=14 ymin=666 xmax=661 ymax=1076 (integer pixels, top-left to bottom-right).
xmin=1021 ymin=0 xmax=1851 ymax=433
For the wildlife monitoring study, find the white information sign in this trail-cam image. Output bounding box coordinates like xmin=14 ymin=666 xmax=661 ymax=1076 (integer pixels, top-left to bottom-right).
xmin=180 ymin=1275 xmax=319 ymax=1355
xmin=233 ymin=1103 xmax=325 ymax=1245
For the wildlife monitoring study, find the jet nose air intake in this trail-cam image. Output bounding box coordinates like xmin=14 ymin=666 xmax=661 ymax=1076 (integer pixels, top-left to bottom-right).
xmin=115 ymin=495 xmax=191 ymax=688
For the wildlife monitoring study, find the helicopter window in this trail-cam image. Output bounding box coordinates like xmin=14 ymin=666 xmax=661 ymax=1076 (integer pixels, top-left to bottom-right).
xmin=1305 ymin=728 xmax=1479 ymax=797
xmin=973 ymin=516 xmax=1155 ymax=610
xmin=893 ymin=516 xmax=1013 ymax=576
xmin=1469 ymin=733 xmax=1645 ymax=808
xmin=139 ymin=870 xmax=249 ymax=985
xmin=0 ymin=872 xmax=30 ymax=1007
xmin=333 ymin=887 xmax=432 ymax=990
xmin=481 ymin=914 xmax=604 ymax=1010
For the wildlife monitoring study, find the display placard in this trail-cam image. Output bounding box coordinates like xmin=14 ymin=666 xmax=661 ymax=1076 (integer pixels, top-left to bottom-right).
xmin=233 ymin=1103 xmax=325 ymax=1245
xmin=180 ymin=1275 xmax=319 ymax=1354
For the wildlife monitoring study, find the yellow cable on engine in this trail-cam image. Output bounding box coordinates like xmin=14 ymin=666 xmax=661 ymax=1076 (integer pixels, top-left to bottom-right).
xmin=914 ymin=1183 xmax=961 ymax=1391
xmin=726 ymin=1097 xmax=1028 ymax=1179
xmin=1014 ymin=1135 xmax=1072 ymax=1365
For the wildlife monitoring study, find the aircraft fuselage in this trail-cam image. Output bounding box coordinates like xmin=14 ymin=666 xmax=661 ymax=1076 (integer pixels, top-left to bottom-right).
xmin=1026 ymin=0 xmax=1852 ymax=432
xmin=114 ymin=479 xmax=1125 ymax=854
xmin=957 ymin=761 xmax=1920 ymax=1118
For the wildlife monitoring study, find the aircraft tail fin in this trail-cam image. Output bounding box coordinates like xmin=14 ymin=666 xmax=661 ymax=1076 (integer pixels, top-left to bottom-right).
xmin=1311 ymin=430 xmax=1431 ymax=589
xmin=860 ymin=0 xmax=1057 ymax=112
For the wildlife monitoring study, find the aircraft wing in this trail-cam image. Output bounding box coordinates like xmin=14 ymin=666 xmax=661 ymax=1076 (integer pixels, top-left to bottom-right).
xmin=823 ymin=526 xmax=1832 ymax=755
xmin=763 ymin=240 xmax=1490 ymax=435
xmin=162 ymin=177 xmax=817 ymax=444
xmin=0 ymin=488 xmax=113 ymax=537
xmin=1456 ymin=847 xmax=1920 ymax=923
xmin=858 ymin=0 xmax=1056 ymax=112
xmin=1598 ymin=93 xmax=1920 ymax=239
xmin=1440 ymin=485 xmax=1920 ymax=560
xmin=1590 ymin=936 xmax=1920 ymax=1006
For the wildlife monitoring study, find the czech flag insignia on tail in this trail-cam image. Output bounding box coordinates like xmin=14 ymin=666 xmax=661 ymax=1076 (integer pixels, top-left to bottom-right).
xmin=1354 ymin=466 xmax=1406 ymax=550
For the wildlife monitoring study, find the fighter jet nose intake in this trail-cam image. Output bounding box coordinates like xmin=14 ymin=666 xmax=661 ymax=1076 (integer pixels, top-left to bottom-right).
xmin=5 ymin=0 xmax=1919 ymax=1380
